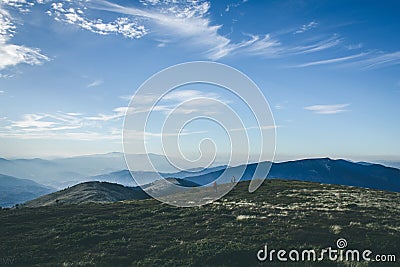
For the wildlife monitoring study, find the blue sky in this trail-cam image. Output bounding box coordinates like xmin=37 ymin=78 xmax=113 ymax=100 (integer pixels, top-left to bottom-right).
xmin=0 ymin=0 xmax=399 ymax=162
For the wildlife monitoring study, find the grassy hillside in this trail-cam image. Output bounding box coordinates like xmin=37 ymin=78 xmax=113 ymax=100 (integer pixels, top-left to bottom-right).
xmin=24 ymin=181 xmax=148 ymax=207
xmin=0 ymin=179 xmax=399 ymax=266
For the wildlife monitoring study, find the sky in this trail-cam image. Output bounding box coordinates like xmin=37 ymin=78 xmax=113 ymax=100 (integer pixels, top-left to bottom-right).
xmin=0 ymin=0 xmax=399 ymax=162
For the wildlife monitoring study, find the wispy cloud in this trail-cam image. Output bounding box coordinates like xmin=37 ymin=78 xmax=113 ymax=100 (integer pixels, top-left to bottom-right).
xmin=288 ymin=35 xmax=341 ymax=55
xmin=3 ymin=0 xmax=398 ymax=72
xmin=87 ymin=79 xmax=103 ymax=88
xmin=119 ymin=95 xmax=132 ymax=101
xmin=0 ymin=3 xmax=49 ymax=71
xmin=347 ymin=51 xmax=400 ymax=70
xmin=119 ymin=90 xmax=232 ymax=117
xmin=230 ymin=125 xmax=278 ymax=132
xmin=294 ymin=21 xmax=318 ymax=34
xmin=293 ymin=53 xmax=368 ymax=68
xmin=304 ymin=104 xmax=350 ymax=114
xmin=274 ymin=101 xmax=288 ymax=110
xmin=225 ymin=0 xmax=248 ymax=13
xmin=162 ymin=89 xmax=221 ymax=102
xmin=88 ymin=0 xmax=233 ymax=60
xmin=0 ymin=90 xmax=4 ymax=93
xmin=292 ymin=50 xmax=400 ymax=69
xmin=85 ymin=107 xmax=127 ymax=121
xmin=1 ymin=110 xmax=123 ymax=140
xmin=11 ymin=0 xmax=352 ymax=63
xmin=8 ymin=112 xmax=83 ymax=131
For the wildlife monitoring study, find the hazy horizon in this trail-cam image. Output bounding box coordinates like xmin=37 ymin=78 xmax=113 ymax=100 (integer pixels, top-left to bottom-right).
xmin=2 ymin=151 xmax=399 ymax=167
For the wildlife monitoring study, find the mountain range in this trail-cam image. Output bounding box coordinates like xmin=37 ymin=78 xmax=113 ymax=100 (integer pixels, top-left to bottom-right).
xmin=0 ymin=174 xmax=54 ymax=207
xmin=184 ymin=158 xmax=400 ymax=192
xmin=0 ymin=153 xmax=225 ymax=188
xmin=2 ymin=157 xmax=400 ymax=207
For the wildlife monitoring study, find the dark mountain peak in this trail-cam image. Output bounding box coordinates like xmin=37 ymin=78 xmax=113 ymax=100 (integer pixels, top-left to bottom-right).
xmin=184 ymin=158 xmax=400 ymax=192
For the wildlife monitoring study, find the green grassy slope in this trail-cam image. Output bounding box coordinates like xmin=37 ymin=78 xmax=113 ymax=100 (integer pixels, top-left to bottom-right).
xmin=0 ymin=179 xmax=399 ymax=266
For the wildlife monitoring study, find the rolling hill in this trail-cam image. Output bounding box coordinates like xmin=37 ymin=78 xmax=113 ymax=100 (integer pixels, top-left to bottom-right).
xmin=23 ymin=181 xmax=149 ymax=208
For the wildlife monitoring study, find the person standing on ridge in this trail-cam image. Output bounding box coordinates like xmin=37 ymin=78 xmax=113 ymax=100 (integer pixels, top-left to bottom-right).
xmin=213 ymin=181 xmax=218 ymax=193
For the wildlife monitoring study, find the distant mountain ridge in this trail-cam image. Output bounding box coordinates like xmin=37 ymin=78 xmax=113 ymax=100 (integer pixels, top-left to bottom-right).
xmin=0 ymin=153 xmax=224 ymax=188
xmin=0 ymin=174 xmax=54 ymax=207
xmin=56 ymin=165 xmax=228 ymax=189
xmin=183 ymin=158 xmax=400 ymax=192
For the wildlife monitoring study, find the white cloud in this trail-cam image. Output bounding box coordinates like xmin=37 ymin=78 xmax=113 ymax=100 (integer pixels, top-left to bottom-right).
xmin=351 ymin=51 xmax=400 ymax=70
xmin=1 ymin=110 xmax=123 ymax=140
xmin=9 ymin=112 xmax=83 ymax=130
xmin=295 ymin=21 xmax=318 ymax=34
xmin=87 ymin=79 xmax=103 ymax=88
xmin=20 ymin=1 xmax=343 ymax=61
xmin=292 ymin=51 xmax=400 ymax=69
xmin=230 ymin=125 xmax=278 ymax=132
xmin=304 ymin=104 xmax=350 ymax=114
xmin=274 ymin=101 xmax=288 ymax=110
xmin=235 ymin=34 xmax=281 ymax=57
xmin=162 ymin=89 xmax=221 ymax=102
xmin=3 ymin=0 xmax=397 ymax=72
xmin=81 ymin=1 xmax=287 ymax=60
xmin=119 ymin=95 xmax=132 ymax=101
xmin=48 ymin=2 xmax=147 ymax=39
xmin=125 ymin=90 xmax=232 ymax=116
xmin=0 ymin=90 xmax=4 ymax=93
xmin=293 ymin=53 xmax=368 ymax=68
xmin=0 ymin=3 xmax=49 ymax=71
xmin=88 ymin=0 xmax=233 ymax=59
xmin=225 ymin=0 xmax=248 ymax=13
xmin=0 ymin=130 xmax=121 ymax=141
xmin=85 ymin=106 xmax=128 ymax=121
xmin=288 ymin=35 xmax=341 ymax=55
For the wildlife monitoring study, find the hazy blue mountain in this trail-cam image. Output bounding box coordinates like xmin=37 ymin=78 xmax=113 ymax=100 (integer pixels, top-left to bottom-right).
xmin=0 ymin=155 xmax=122 ymax=186
xmin=0 ymin=174 xmax=54 ymax=207
xmin=0 ymin=153 xmax=218 ymax=188
xmin=183 ymin=158 xmax=400 ymax=192
xmin=60 ymin=166 xmax=228 ymax=188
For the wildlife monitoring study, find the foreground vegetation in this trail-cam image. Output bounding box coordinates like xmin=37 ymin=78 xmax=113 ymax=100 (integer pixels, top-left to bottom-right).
xmin=0 ymin=179 xmax=399 ymax=266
